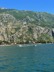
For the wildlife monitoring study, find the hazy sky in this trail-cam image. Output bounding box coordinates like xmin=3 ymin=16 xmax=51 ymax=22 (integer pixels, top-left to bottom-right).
xmin=0 ymin=0 xmax=54 ymax=13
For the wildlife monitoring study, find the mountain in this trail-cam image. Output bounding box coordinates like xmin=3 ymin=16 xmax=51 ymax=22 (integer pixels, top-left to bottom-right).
xmin=0 ymin=8 xmax=54 ymax=44
xmin=0 ymin=8 xmax=54 ymax=27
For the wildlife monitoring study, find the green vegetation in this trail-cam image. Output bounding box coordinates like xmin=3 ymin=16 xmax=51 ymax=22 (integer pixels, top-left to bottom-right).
xmin=37 ymin=34 xmax=53 ymax=43
xmin=0 ymin=8 xmax=54 ymax=44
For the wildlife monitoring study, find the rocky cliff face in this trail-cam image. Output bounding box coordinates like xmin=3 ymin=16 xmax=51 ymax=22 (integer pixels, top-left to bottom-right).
xmin=0 ymin=9 xmax=54 ymax=44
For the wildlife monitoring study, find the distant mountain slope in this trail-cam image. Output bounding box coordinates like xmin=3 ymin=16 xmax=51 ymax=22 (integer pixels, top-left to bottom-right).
xmin=0 ymin=8 xmax=54 ymax=27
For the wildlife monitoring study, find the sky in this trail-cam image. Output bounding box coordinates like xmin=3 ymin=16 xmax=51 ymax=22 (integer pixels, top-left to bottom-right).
xmin=0 ymin=0 xmax=54 ymax=14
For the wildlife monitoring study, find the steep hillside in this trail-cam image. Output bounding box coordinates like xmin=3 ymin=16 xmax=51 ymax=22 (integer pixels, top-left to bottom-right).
xmin=0 ymin=8 xmax=54 ymax=44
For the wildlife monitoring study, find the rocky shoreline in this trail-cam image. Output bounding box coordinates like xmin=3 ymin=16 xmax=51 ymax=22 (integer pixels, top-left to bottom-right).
xmin=0 ymin=42 xmax=53 ymax=47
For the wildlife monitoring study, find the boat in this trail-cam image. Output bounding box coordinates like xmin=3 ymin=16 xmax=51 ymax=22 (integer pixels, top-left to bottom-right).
xmin=35 ymin=45 xmax=37 ymax=46
xmin=19 ymin=44 xmax=22 ymax=47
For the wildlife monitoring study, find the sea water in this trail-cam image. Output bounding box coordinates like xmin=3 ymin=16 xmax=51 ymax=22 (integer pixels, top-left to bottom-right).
xmin=0 ymin=44 xmax=54 ymax=72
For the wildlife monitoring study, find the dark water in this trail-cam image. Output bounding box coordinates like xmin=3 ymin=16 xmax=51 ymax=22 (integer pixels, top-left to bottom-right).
xmin=0 ymin=44 xmax=54 ymax=72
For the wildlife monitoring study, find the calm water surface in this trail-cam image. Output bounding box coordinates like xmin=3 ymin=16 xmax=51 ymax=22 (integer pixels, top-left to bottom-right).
xmin=0 ymin=44 xmax=54 ymax=72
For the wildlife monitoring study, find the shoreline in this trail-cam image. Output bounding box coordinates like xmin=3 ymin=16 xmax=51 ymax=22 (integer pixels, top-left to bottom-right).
xmin=0 ymin=43 xmax=53 ymax=46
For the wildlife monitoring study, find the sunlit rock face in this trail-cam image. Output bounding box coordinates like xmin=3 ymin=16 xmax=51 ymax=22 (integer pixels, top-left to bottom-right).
xmin=0 ymin=9 xmax=53 ymax=44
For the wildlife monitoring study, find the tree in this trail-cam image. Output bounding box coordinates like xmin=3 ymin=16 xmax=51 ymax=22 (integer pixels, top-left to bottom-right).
xmin=37 ymin=33 xmax=53 ymax=43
